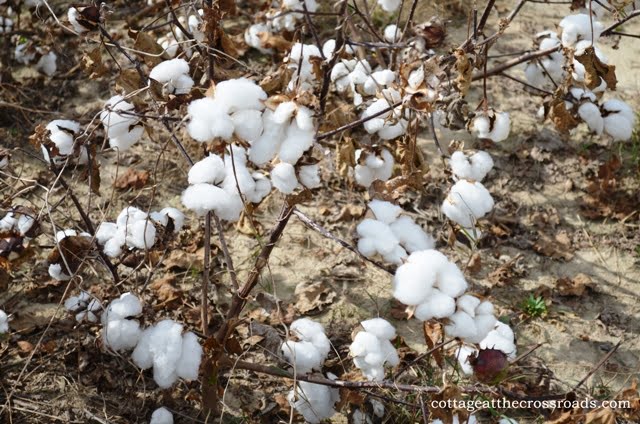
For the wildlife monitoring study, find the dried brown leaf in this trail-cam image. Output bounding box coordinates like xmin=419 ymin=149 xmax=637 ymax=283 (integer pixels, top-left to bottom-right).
xmin=114 ymin=168 xmax=150 ymax=190
xmin=574 ymin=47 xmax=617 ymax=90
xmin=294 ymin=281 xmax=336 ymax=314
xmin=423 ymin=320 xmax=444 ymax=368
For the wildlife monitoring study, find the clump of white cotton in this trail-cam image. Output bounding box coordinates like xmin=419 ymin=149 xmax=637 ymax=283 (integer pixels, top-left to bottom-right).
xmin=285 ymin=43 xmax=322 ymax=91
xmin=357 ymin=200 xmax=434 ymax=264
xmin=0 ymin=309 xmax=8 ymax=334
xmin=330 ymin=58 xmax=373 ymax=105
xmin=0 ymin=209 xmax=36 ymax=236
xmin=281 ymin=318 xmax=331 ymax=375
xmin=559 ymin=14 xmax=604 ymax=48
xmin=354 ymin=148 xmax=394 ymax=187
xmin=65 ymin=291 xmax=102 ymax=323
xmin=149 ymin=58 xmax=194 ymax=95
xmin=298 ymin=164 xmax=321 ymax=189
xmin=362 ymin=89 xmax=407 ymax=139
xmin=377 ymin=0 xmax=401 ymax=13
xmin=271 ymin=162 xmax=299 ymax=194
xmin=524 ymin=32 xmax=564 ymax=88
xmin=150 ymin=407 xmax=173 ymax=424
xmin=349 ymin=318 xmax=399 ymax=381
xmin=267 ymin=0 xmax=318 ymax=32
xmin=42 ymin=119 xmax=87 ymax=165
xmin=444 ymin=296 xmax=497 ymax=343
xmin=578 ymin=102 xmax=604 ymax=135
xmin=455 ymin=320 xmax=517 ymax=375
xmin=384 ymin=25 xmax=401 ymax=43
xmin=35 ymin=51 xmax=57 ymax=76
xmin=101 ymin=293 xmax=143 ymax=351
xmin=287 ymin=378 xmax=340 ymax=424
xmin=449 ymin=150 xmax=494 ymax=182
xmin=132 ymin=319 xmax=203 ymax=388
xmin=67 ymin=7 xmax=89 ymax=34
xmin=181 ymin=147 xmax=271 ymax=220
xmin=602 ymin=99 xmax=636 ymax=141
xmin=441 ymin=180 xmax=494 ymax=231
xmin=186 ymin=78 xmax=267 ymax=143
xmin=244 ymin=22 xmax=274 ymax=54
xmin=100 ymin=95 xmax=144 ymax=151
xmin=472 ymin=111 xmax=510 ymax=142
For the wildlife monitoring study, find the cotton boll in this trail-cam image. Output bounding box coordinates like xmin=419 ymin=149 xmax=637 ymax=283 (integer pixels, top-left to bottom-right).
xmin=245 ymin=23 xmax=273 ymax=53
xmin=126 ymin=220 xmax=156 ymax=249
xmin=188 ymin=155 xmax=225 ymax=185
xmin=578 ymin=102 xmax=604 ymax=135
xmin=350 ymin=331 xmax=381 ymax=357
xmin=363 ymin=70 xmax=396 ymax=95
xmin=377 ymin=0 xmax=401 ymax=12
xmin=67 ymin=7 xmax=89 ymax=34
xmin=215 ymin=78 xmax=267 ymax=113
xmin=150 ymin=407 xmax=174 ymax=424
xmin=457 ymin=295 xmax=481 ymax=317
xmin=436 ymin=261 xmax=468 ymax=298
xmin=393 ymin=260 xmax=435 ymax=305
xmin=104 ymin=293 xmax=143 ymax=322
xmin=290 ymin=318 xmax=325 ymax=341
xmin=103 ymin=235 xmax=124 ymax=258
xmin=249 ymin=110 xmax=286 ymax=165
xmin=35 ymin=51 xmax=57 ymax=76
xmin=455 ymin=345 xmax=478 ymax=375
xmin=182 ymin=183 xmax=226 ymax=216
xmin=271 ymin=163 xmax=299 ymax=194
xmin=384 ymin=25 xmax=401 ymax=43
xmin=17 ymin=214 xmax=35 ymax=236
xmin=472 ymin=314 xmax=498 ymax=343
xmin=414 ymin=289 xmax=456 ymax=320
xmin=604 ymin=113 xmax=634 ymax=141
xmin=116 ymin=206 xmax=147 ymax=228
xmin=152 ymin=207 xmax=185 ymax=232
xmin=357 ymin=238 xmax=377 ymax=257
xmin=442 ymin=180 xmax=494 ymax=229
xmin=390 ymin=215 xmax=435 ymax=253
xmin=383 ymin=244 xmax=407 ymax=264
xmin=246 ymin=172 xmax=272 ymax=203
xmin=187 ymin=97 xmax=235 ymax=142
xmin=559 ymin=14 xmax=604 ymax=47
xmin=273 ymin=101 xmax=297 ymax=124
xmin=368 ymin=199 xmax=402 ymax=224
xmin=110 ymin=125 xmax=144 ymax=151
xmin=149 ymin=58 xmax=193 ymax=95
xmin=49 ymin=263 xmax=71 ymax=280
xmin=287 ymin=381 xmax=339 ymax=423
xmin=146 ymin=319 xmax=185 ymax=388
xmin=0 ymin=309 xmax=9 ymax=333
xmin=104 ymin=319 xmax=142 ymax=351
xmin=361 ymin=318 xmax=396 ymax=340
xmin=278 ymin=121 xmax=314 ymax=164
xmin=175 ymin=331 xmax=202 ymax=380
xmin=354 ymin=164 xmax=375 ymax=187
xmin=295 ymin=106 xmax=315 ymax=131
xmin=132 ymin=328 xmax=154 ymax=369
xmin=282 ymin=340 xmax=323 ymax=374
xmin=298 ymin=164 xmax=321 ymax=189
xmin=444 ymin=311 xmax=478 ymax=341
xmin=475 ymin=301 xmax=494 ymax=316
xmin=231 ymin=109 xmax=264 ymax=141
xmin=357 ymin=218 xmax=400 ymax=256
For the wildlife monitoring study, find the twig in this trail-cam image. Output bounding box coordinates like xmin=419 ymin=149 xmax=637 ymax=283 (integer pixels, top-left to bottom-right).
xmin=393 ymin=339 xmax=457 ymax=379
xmin=316 ymin=100 xmax=403 ymax=141
xmin=472 ymin=45 xmax=561 ymax=81
xmin=573 ymin=340 xmax=622 ymax=391
xmin=202 ymin=212 xmax=212 ymax=336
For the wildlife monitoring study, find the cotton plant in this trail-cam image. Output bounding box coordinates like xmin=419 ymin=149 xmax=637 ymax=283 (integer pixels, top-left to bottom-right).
xmin=186 ymin=78 xmax=267 ymax=143
xmin=41 ymin=119 xmax=88 ymax=166
xmin=448 ymin=150 xmax=494 ymax=182
xmin=0 ymin=209 xmax=36 ymax=236
xmin=354 ymin=148 xmax=394 ymax=188
xmin=149 ymin=58 xmax=194 ymax=95
xmin=95 ymin=206 xmax=184 ymax=258
xmin=132 ymin=319 xmax=203 ymax=388
xmin=441 ymin=180 xmax=494 ymax=234
xmin=100 ymin=95 xmax=145 ymax=151
xmin=150 ymin=407 xmax=173 ymax=424
xmin=349 ymin=318 xmax=400 ymax=381
xmin=281 ymin=318 xmax=331 ymax=375
xmin=559 ymin=14 xmax=604 ymax=48
xmin=270 ymin=161 xmax=321 ymax=194
xmin=356 ymin=199 xmax=435 ymax=264
xmin=48 ymin=229 xmax=92 ymax=280
xmin=287 ymin=378 xmax=340 ymax=424
xmin=101 ymin=292 xmax=143 ymax=352
xmin=64 ymin=291 xmax=102 ymax=323
xmin=248 ymin=99 xmax=317 ymax=166
xmin=471 ymin=109 xmax=510 ymax=142
xmin=524 ymin=32 xmax=565 ymax=88
xmin=455 ymin=321 xmax=518 ymax=376
xmin=181 ymin=147 xmax=271 ymax=220
xmin=285 ymin=43 xmax=322 ymax=92
xmin=565 ymin=89 xmax=636 ymax=141
xmin=330 ymin=58 xmax=373 ymax=106
xmin=362 ymin=88 xmax=408 ymax=139
xmin=244 ymin=22 xmax=274 ymax=53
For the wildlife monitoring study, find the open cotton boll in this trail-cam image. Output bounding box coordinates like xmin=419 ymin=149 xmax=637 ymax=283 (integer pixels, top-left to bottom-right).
xmin=392 ymin=256 xmax=437 ymax=305
xmin=188 ymin=154 xmax=225 ymax=185
xmin=559 ymin=14 xmax=603 ymax=47
xmin=174 ymin=331 xmax=203 ymax=380
xmin=444 ymin=311 xmax=478 ymax=341
xmin=150 ymin=407 xmax=174 ymax=424
xmin=55 ymin=229 xmax=78 ymax=242
xmin=104 ymin=318 xmax=142 ymax=351
xmin=578 ymin=102 xmax=604 ymax=135
xmin=436 ymin=261 xmax=468 ymax=298
xmin=149 ymin=58 xmax=193 ymax=95
xmin=103 ymin=292 xmax=142 ymax=322
xmin=214 ymin=78 xmax=267 ymax=113
xmin=278 ymin=121 xmax=315 ymax=164
xmin=126 ymin=220 xmax=156 ymax=249
xmin=67 ymin=7 xmax=89 ymax=34
xmin=455 ymin=345 xmax=478 ymax=375
xmin=49 ymin=263 xmax=71 ymax=281
xmin=181 ymin=183 xmax=227 ymax=216
xmin=17 ymin=214 xmax=35 ymax=236
xmin=282 ymin=340 xmax=324 ymax=374
xmin=363 ymin=70 xmax=396 ymax=95
xmin=357 ymin=218 xmax=400 ymax=256
xmin=110 ymin=125 xmax=144 ymax=151
xmin=442 ymin=180 xmax=494 ymax=229
xmin=271 ymin=163 xmax=299 ymax=194
xmin=377 ymin=0 xmax=401 ymax=12
xmin=231 ymin=109 xmax=264 ymax=142
xmin=457 ymin=295 xmax=481 ymax=317
xmin=473 ymin=112 xmax=510 ymax=142
xmin=116 ymin=206 xmax=147 ymax=228
xmin=103 ymin=229 xmax=125 ymax=257
xmin=390 ymin=215 xmax=435 ymax=253
xmin=186 ymin=97 xmax=234 ymax=142
xmin=368 ymin=199 xmax=402 ymax=224
xmin=248 ymin=110 xmax=286 ymax=165
xmin=0 ymin=309 xmax=8 ymax=334
xmin=0 ymin=213 xmax=17 ymax=231
xmin=480 ymin=322 xmax=517 ymax=359
xmin=361 ymin=318 xmax=396 ymax=340
xmin=150 ymin=207 xmax=185 ymax=232
xmin=472 ymin=314 xmax=498 ymax=343
xmin=355 ymin=149 xmax=394 ymax=187
xmin=414 ymin=289 xmax=456 ymax=321
xmin=286 ymin=43 xmax=323 ymax=90
xmin=245 ymin=23 xmax=273 ymax=53
xmin=449 ymin=151 xmax=494 ymax=182
xmin=298 ymin=164 xmax=321 ymax=189
xmin=350 ymin=326 xmax=399 ymax=381
xmin=384 ymin=25 xmax=401 ymax=43
xmin=35 ymin=51 xmax=57 ymax=76
xmin=287 ymin=380 xmax=339 ymax=424
xmin=602 ymin=99 xmax=635 ymax=141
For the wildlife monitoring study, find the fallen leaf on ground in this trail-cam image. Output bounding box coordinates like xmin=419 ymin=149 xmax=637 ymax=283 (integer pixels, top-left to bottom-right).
xmin=114 ymin=168 xmax=150 ymax=190
xmin=533 ymin=231 xmax=574 ymax=260
xmin=294 ymin=281 xmax=336 ymax=314
xmin=556 ymin=273 xmax=593 ymax=296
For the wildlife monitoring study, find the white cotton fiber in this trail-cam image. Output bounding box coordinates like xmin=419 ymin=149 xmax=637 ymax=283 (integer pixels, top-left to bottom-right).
xmin=271 ymin=163 xmax=298 ymax=194
xmin=36 ymin=51 xmax=57 ymax=76
xmin=273 ymin=101 xmax=297 ymax=124
xmin=188 ymin=154 xmax=226 ymax=185
xmin=110 ymin=125 xmax=144 ymax=151
xmin=149 ymin=58 xmax=194 ymax=95
xmin=104 ymin=292 xmax=142 ymax=322
xmin=457 ymin=295 xmax=481 ymax=317
xmin=231 ymin=109 xmax=264 ymax=141
xmin=455 ymin=345 xmax=478 ymax=375
xmin=436 ymin=261 xmax=468 ymax=298
xmin=0 ymin=309 xmax=9 ymax=333
xmin=473 ymin=112 xmax=510 ymax=142
xmin=368 ymin=199 xmax=402 ymax=224
xmin=298 ymin=164 xmax=321 ymax=189
xmin=17 ymin=214 xmax=35 ymax=236
xmin=578 ymin=102 xmax=604 ymax=135
xmin=384 ymin=25 xmax=401 ymax=43
xmin=67 ymin=7 xmax=88 ymax=34
xmin=414 ymin=289 xmax=456 ymax=321
xmin=278 ymin=121 xmax=315 ymax=164
xmin=363 ymin=70 xmax=396 ymax=95
xmin=150 ymin=407 xmax=174 ymax=424
xmin=104 ymin=318 xmax=142 ymax=351
xmin=480 ymin=321 xmax=517 ymax=359
xmin=282 ymin=341 xmax=323 ymax=375
xmin=442 ymin=180 xmax=494 ymax=229
xmin=361 ymin=318 xmax=396 ymax=340
xmin=357 ymin=218 xmax=400 ymax=257
xmin=350 ymin=319 xmax=398 ymax=381
xmin=602 ymin=99 xmax=635 ymax=141
xmin=287 ymin=381 xmax=340 ymax=424
xmin=377 ymin=0 xmax=401 ymax=12
xmin=444 ymin=311 xmax=478 ymax=341
xmin=175 ymin=331 xmax=203 ymax=380
xmin=100 ymin=96 xmax=136 ymax=139
xmin=559 ymin=14 xmax=603 ymax=47
xmin=48 ymin=263 xmax=71 ymax=281
xmin=390 ymin=215 xmax=435 ymax=253
xmin=392 ymin=258 xmax=436 ymax=305
xmin=181 ymin=183 xmax=229 ymax=216
xmin=449 ymin=151 xmax=494 ymax=182
xmin=126 ymin=220 xmax=156 ymax=249
xmin=355 ymin=149 xmax=394 ymax=187
xmin=214 ymin=78 xmax=267 ymax=113
xmin=150 ymin=207 xmax=185 ymax=232
xmin=187 ymin=97 xmax=234 ymax=142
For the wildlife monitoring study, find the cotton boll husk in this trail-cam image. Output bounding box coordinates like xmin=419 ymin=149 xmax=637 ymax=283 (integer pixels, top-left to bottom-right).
xmin=368 ymin=199 xmax=402 ymax=224
xmin=231 ymin=109 xmax=263 ymax=141
xmin=278 ymin=121 xmax=314 ymax=164
xmin=95 ymin=222 xmax=118 ymax=245
xmin=215 ymin=78 xmax=267 ymax=113
xmin=457 ymin=295 xmax=481 ymax=317
xmin=110 ymin=125 xmax=144 ymax=151
xmin=271 ymin=162 xmax=299 ymax=194
xmin=175 ymin=331 xmax=203 ymax=380
xmin=356 ymin=219 xmax=399 ymax=256
xmin=126 ymin=219 xmax=156 ymax=249
xmin=181 ymin=183 xmax=226 ymax=216
xmin=456 ymin=345 xmax=478 ymax=375
xmin=349 ymin=331 xmax=381 ymax=357
xmin=361 ymin=318 xmax=396 ymax=340
xmin=150 ymin=407 xmax=174 ymax=424
xmin=298 ymin=164 xmax=321 ymax=189
xmin=603 ymin=113 xmax=633 ymax=141
xmin=384 ymin=25 xmax=400 ymax=43
xmin=104 ymin=319 xmax=142 ymax=351
xmin=414 ymin=289 xmax=456 ymax=320
xmin=281 ymin=340 xmax=323 ymax=374
xmin=390 ymin=215 xmax=435 ymax=253
xmin=578 ymin=102 xmax=604 ymax=135
xmin=392 ymin=260 xmax=435 ymax=305
xmin=48 ymin=263 xmax=71 ymax=281
xmin=442 ymin=180 xmax=494 ymax=228
xmin=444 ymin=311 xmax=478 ymax=341
xmin=436 ymin=261 xmax=468 ymax=298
